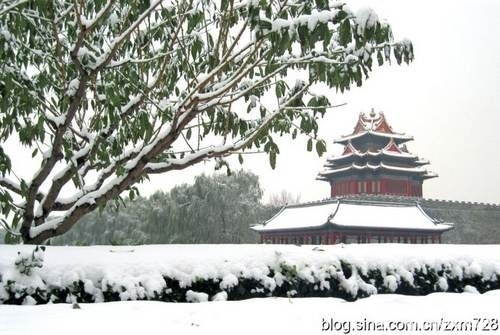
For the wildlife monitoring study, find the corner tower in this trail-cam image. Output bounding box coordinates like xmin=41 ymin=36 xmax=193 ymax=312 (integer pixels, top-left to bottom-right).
xmin=317 ymin=110 xmax=436 ymax=197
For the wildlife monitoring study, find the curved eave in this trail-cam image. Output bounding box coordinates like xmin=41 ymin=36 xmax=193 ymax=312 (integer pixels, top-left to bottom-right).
xmin=381 ymin=150 xmax=418 ymax=159
xmin=251 ymin=221 xmax=452 ymax=233
xmin=316 ymin=174 xmax=329 ymax=181
xmin=415 ymin=159 xmax=430 ymax=166
xmin=328 ymin=222 xmax=454 ymax=232
xmin=325 ymin=150 xmax=420 ymax=165
xmin=250 ymin=222 xmax=330 ymax=233
xmin=319 ymin=163 xmax=434 ymax=177
xmin=422 ymin=172 xmax=438 ymax=180
xmin=334 ymin=131 xmax=413 ymax=145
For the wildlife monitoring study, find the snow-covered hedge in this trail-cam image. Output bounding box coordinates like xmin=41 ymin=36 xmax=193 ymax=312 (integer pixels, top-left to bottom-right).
xmin=0 ymin=244 xmax=499 ymax=304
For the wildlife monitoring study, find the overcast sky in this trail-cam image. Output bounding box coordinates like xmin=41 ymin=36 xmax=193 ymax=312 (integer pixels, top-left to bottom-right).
xmin=138 ymin=0 xmax=500 ymax=204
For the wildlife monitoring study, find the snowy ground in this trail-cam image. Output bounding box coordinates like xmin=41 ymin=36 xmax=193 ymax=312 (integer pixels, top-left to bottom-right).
xmin=1 ymin=244 xmax=500 ymax=334
xmin=1 ymin=292 xmax=499 ymax=335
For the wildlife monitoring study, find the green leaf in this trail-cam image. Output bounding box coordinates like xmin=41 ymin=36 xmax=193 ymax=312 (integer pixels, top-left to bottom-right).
xmin=315 ymin=0 xmax=328 ymax=10
xmin=315 ymin=139 xmax=327 ymax=157
xmin=307 ymin=138 xmax=313 ymax=152
xmin=275 ymin=81 xmax=283 ymax=98
xmin=377 ymin=51 xmax=383 ymax=66
xmin=129 ymin=189 xmax=136 ymax=201
xmin=258 ymin=19 xmax=272 ymax=31
xmin=238 ymin=153 xmax=243 ymax=164
xmin=4 ymin=231 xmax=21 ymax=244
xmin=339 ymin=19 xmax=352 ymax=46
xmin=269 ymin=151 xmax=276 ymax=169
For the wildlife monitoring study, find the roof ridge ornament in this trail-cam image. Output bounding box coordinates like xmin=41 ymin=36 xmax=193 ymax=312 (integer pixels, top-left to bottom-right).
xmin=369 ymin=107 xmax=376 ymax=118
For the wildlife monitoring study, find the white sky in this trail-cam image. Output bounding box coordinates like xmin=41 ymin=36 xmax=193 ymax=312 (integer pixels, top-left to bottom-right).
xmin=139 ymin=0 xmax=500 ymax=204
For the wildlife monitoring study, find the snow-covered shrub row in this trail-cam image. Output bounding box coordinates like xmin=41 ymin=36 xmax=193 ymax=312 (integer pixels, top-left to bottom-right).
xmin=0 ymin=244 xmax=499 ymax=304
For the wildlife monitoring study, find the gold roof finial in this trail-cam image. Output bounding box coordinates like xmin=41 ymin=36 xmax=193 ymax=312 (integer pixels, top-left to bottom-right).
xmin=369 ymin=107 xmax=376 ymax=118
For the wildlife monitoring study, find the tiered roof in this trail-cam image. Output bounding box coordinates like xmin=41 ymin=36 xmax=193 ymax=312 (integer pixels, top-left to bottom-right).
xmin=318 ymin=110 xmax=437 ymax=181
xmin=251 ymin=198 xmax=453 ymax=233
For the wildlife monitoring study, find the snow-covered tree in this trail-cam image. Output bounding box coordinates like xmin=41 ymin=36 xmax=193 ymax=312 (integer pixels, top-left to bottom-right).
xmin=0 ymin=0 xmax=413 ymax=244
xmin=53 ymin=171 xmax=270 ymax=245
xmin=268 ymin=190 xmax=301 ymax=207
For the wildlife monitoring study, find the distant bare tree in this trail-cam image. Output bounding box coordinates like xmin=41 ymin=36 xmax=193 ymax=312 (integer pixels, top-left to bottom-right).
xmin=268 ymin=190 xmax=301 ymax=207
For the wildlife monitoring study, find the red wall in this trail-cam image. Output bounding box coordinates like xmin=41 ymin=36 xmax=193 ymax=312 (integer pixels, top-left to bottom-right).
xmin=331 ymin=179 xmax=423 ymax=197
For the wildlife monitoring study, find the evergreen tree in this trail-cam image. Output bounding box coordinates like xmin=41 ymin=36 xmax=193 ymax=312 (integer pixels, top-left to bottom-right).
xmin=0 ymin=0 xmax=413 ymax=243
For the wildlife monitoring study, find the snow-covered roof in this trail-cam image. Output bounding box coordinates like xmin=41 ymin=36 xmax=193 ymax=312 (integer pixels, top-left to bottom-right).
xmin=326 ymin=148 xmax=418 ymax=163
xmin=335 ymin=110 xmax=413 ymax=144
xmin=335 ymin=130 xmax=413 ymax=144
xmin=318 ymin=162 xmax=437 ymax=178
xmin=253 ymin=201 xmax=339 ymax=231
xmin=251 ymin=199 xmax=453 ymax=232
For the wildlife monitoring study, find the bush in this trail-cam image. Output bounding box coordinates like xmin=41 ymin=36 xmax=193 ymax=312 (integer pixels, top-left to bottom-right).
xmin=1 ymin=246 xmax=498 ymax=305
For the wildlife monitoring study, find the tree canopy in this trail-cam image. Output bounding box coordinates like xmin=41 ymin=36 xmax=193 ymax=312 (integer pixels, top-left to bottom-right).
xmin=53 ymin=170 xmax=274 ymax=245
xmin=0 ymin=0 xmax=413 ymax=244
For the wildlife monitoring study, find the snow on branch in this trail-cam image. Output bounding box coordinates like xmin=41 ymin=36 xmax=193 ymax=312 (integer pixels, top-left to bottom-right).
xmin=89 ymin=0 xmax=164 ymax=71
xmin=78 ymin=0 xmax=115 ymax=31
xmin=0 ymin=0 xmax=414 ymax=243
xmin=0 ymin=0 xmax=28 ymax=17
xmin=145 ymin=80 xmax=312 ymax=175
